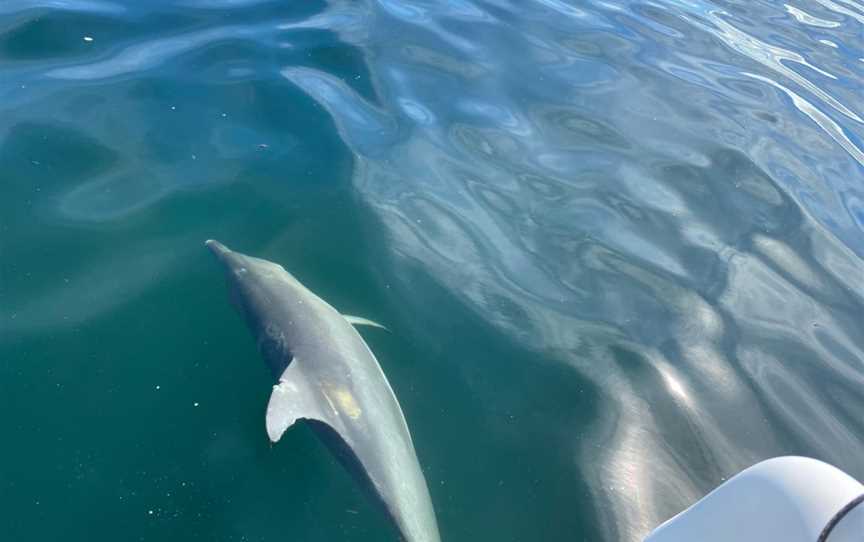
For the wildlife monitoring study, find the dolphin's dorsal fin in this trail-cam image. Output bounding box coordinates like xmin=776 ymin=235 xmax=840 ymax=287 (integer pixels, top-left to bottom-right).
xmin=343 ymin=315 xmax=389 ymax=332
xmin=266 ymin=360 xmax=328 ymax=442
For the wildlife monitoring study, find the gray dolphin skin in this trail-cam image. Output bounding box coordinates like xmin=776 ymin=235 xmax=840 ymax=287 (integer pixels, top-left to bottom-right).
xmin=205 ymin=240 xmax=441 ymax=542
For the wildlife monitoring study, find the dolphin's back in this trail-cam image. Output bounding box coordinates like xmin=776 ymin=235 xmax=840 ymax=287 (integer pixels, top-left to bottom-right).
xmin=206 ymin=240 xmax=440 ymax=542
xmin=268 ymin=288 xmax=439 ymax=542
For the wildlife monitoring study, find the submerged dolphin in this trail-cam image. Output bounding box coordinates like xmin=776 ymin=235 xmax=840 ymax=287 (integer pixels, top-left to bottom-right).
xmin=205 ymin=240 xmax=440 ymax=542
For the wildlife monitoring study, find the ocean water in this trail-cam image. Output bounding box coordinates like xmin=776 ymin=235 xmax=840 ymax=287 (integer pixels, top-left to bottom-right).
xmin=1 ymin=0 xmax=863 ymax=540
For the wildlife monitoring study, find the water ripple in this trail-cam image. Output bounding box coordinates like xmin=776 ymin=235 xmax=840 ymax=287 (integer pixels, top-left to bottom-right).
xmin=283 ymin=0 xmax=864 ymax=538
xmin=785 ymin=3 xmax=842 ymax=27
xmin=744 ymin=71 xmax=864 ymax=166
xmin=47 ymin=25 xmax=265 ymax=80
xmin=0 ymin=0 xmax=125 ymax=16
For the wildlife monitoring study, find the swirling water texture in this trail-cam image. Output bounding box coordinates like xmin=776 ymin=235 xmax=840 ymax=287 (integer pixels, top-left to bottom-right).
xmin=278 ymin=0 xmax=864 ymax=539
xmin=0 ymin=0 xmax=862 ymax=541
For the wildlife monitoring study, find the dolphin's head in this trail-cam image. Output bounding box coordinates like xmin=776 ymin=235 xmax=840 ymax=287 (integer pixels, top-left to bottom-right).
xmin=205 ymin=239 xmax=294 ymax=280
xmin=205 ymin=239 xmax=306 ymax=378
xmin=205 ymin=239 xmax=304 ymax=301
xmin=205 ymin=239 xmax=244 ymax=270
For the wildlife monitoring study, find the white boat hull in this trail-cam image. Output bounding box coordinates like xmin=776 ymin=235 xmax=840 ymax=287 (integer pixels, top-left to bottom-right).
xmin=646 ymin=457 xmax=863 ymax=542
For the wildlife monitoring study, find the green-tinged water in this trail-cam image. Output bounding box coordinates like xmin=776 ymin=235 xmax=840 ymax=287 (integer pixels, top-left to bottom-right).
xmin=1 ymin=1 xmax=863 ymax=541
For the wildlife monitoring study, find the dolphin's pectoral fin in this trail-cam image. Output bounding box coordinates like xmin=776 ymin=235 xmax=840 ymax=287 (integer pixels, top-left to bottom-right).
xmin=266 ymin=382 xmax=305 ymax=442
xmin=266 ymin=362 xmax=328 ymax=443
xmin=342 ymin=315 xmax=389 ymax=332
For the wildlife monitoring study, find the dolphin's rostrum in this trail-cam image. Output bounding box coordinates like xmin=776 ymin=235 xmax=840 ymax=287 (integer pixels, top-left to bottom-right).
xmin=205 ymin=240 xmax=440 ymax=542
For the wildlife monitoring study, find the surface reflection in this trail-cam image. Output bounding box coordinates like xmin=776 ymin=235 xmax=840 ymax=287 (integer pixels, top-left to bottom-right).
xmin=0 ymin=0 xmax=862 ymax=541
xmin=277 ymin=0 xmax=864 ymax=539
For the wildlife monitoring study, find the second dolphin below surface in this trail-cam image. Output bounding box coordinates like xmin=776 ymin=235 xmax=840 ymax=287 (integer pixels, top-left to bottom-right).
xmin=205 ymin=240 xmax=441 ymax=542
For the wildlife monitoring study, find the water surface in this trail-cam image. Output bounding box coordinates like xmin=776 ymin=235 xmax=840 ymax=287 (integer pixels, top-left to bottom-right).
xmin=1 ymin=0 xmax=863 ymax=540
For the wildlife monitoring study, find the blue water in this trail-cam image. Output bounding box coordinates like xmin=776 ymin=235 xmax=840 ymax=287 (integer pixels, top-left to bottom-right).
xmin=1 ymin=1 xmax=863 ymax=541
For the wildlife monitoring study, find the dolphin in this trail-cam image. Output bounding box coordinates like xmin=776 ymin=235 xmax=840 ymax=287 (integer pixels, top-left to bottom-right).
xmin=205 ymin=240 xmax=441 ymax=542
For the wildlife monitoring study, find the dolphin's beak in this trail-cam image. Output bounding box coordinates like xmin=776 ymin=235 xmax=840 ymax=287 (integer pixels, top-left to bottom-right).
xmin=205 ymin=239 xmax=238 ymax=269
xmin=205 ymin=239 xmax=230 ymax=256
